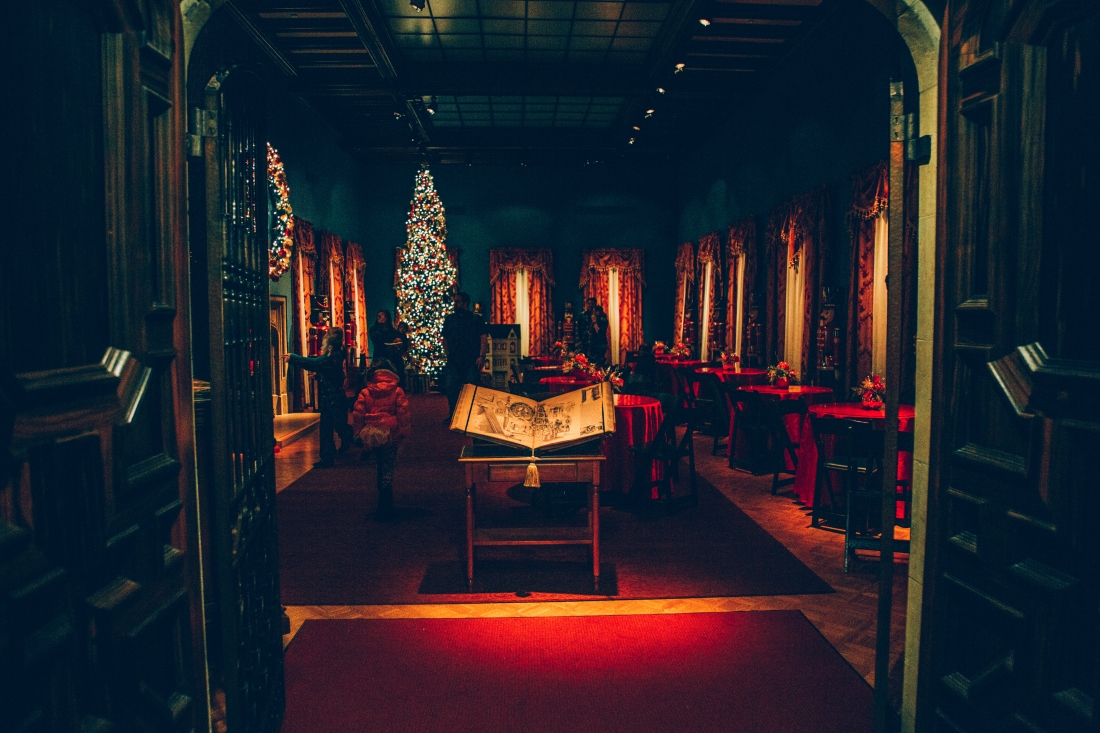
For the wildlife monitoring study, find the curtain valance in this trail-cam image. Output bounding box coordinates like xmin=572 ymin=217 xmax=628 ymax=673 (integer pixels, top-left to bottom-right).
xmin=673 ymin=242 xmax=695 ymax=283
xmin=697 ymin=232 xmax=720 ymax=265
xmin=292 ymin=215 xmax=315 ymax=254
xmin=490 ymin=248 xmax=555 ymax=285
xmin=849 ymin=160 xmax=889 ymax=222
xmin=727 ymin=218 xmax=754 ymax=259
xmin=578 ymin=248 xmax=646 ymax=288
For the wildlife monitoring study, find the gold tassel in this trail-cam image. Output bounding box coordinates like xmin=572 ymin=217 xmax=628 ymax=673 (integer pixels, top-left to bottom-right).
xmin=524 ymin=460 xmax=541 ymax=488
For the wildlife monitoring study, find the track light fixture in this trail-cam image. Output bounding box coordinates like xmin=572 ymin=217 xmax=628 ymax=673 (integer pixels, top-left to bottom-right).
xmin=410 ymin=0 xmax=426 ymax=11
xmin=632 ymin=125 xmax=640 ymax=131
xmin=644 ymin=109 xmax=654 ymax=118
xmin=394 ymin=111 xmax=404 ymax=120
xmin=656 ymin=87 xmax=665 ymax=94
xmin=674 ymin=62 xmax=685 ymax=73
xmin=426 ymin=96 xmax=438 ymax=115
xmin=698 ymin=18 xmax=710 ymax=26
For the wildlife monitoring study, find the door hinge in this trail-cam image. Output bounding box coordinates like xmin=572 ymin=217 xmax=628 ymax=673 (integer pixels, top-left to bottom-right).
xmin=187 ymin=107 xmax=218 ymax=158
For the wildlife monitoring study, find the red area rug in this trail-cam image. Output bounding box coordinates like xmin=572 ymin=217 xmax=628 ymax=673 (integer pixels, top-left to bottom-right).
xmin=281 ymin=611 xmax=871 ymax=733
xmin=277 ymin=394 xmax=832 ymax=604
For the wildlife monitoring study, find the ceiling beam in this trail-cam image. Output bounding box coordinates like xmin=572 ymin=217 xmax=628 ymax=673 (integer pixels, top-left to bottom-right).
xmin=337 ymin=0 xmax=432 ymax=145
xmin=224 ymin=2 xmax=298 ymax=78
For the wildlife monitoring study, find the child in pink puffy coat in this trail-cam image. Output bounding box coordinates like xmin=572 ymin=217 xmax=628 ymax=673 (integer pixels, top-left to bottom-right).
xmin=351 ymin=367 xmax=411 ymax=517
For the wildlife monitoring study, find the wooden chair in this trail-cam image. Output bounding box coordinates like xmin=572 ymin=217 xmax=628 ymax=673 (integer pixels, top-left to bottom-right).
xmin=684 ymin=370 xmax=725 ymax=454
xmin=841 ymin=423 xmax=913 ymax=571
xmin=761 ymin=398 xmax=807 ymax=495
xmin=728 ymin=388 xmax=770 ymax=472
xmin=808 ymin=413 xmax=849 ymax=529
xmin=630 ymin=404 xmax=700 ymax=508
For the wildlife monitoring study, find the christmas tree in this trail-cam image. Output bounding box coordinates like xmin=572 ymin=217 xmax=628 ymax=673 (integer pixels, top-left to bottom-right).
xmin=395 ymin=166 xmax=457 ymax=375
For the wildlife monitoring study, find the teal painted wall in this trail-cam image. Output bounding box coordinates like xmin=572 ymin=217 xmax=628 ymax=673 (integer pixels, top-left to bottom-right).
xmin=267 ymin=95 xmax=679 ymax=345
xmin=676 ymin=0 xmax=918 ymax=300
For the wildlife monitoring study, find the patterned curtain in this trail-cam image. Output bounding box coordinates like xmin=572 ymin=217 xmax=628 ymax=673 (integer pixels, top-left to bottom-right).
xmin=696 ymin=232 xmax=721 ymax=359
xmin=846 ymin=161 xmax=887 ymax=393
xmin=318 ymin=231 xmax=344 ymax=330
xmin=290 ymin=216 xmax=316 ymax=410
xmin=490 ymin=248 xmax=555 ymax=355
xmin=579 ymin=248 xmax=646 ymax=355
xmin=726 ymin=217 xmax=756 ymax=356
xmin=344 ymin=241 xmax=368 ymax=361
xmin=844 ymin=161 xmax=918 ymax=399
xmin=672 ymin=242 xmax=695 ymax=345
xmin=765 ymin=187 xmax=828 ymax=374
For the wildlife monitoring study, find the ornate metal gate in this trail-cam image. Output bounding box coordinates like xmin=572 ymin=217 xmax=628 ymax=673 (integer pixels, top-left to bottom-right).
xmin=199 ymin=70 xmax=284 ymax=733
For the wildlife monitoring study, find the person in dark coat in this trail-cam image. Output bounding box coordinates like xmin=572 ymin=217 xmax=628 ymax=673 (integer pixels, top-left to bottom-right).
xmin=442 ymin=292 xmax=487 ymax=420
xmin=587 ymin=307 xmax=610 ymax=367
xmin=285 ymin=327 xmax=354 ymax=468
xmin=369 ymin=310 xmax=401 ymax=367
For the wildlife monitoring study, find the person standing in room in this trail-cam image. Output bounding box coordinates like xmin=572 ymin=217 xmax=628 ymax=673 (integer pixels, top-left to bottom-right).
xmin=285 ymin=327 xmax=354 ymax=468
xmin=588 ymin=307 xmax=610 ymax=367
xmin=352 ymin=365 xmax=411 ymax=518
xmin=442 ymin=291 xmax=487 ymax=420
xmin=391 ymin=320 xmax=411 ymax=388
xmin=576 ymin=297 xmax=597 ymax=356
xmin=369 ymin=310 xmax=400 ymax=368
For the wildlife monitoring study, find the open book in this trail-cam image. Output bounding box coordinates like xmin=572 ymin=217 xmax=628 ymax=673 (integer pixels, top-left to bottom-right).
xmin=450 ymin=383 xmax=616 ymax=453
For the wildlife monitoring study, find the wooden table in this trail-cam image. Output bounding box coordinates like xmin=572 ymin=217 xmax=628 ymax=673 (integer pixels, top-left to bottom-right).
xmin=459 ymin=444 xmax=606 ymax=591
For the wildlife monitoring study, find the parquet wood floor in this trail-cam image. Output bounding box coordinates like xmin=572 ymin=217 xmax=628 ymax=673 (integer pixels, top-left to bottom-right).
xmin=277 ymin=423 xmax=907 ymax=687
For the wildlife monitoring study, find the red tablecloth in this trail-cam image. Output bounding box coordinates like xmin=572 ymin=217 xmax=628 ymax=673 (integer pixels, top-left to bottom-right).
xmin=693 ymin=367 xmax=768 ymax=398
xmin=729 ymin=385 xmax=835 ymax=471
xmin=604 ymin=394 xmax=665 ymax=495
xmin=539 ymin=375 xmax=600 ymax=394
xmin=793 ymin=403 xmax=916 ymax=515
xmin=529 ymin=357 xmax=563 ymax=367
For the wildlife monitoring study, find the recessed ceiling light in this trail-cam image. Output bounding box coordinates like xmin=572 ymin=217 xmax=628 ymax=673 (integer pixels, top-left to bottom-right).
xmin=427 ymin=96 xmax=438 ymax=115
xmin=632 ymin=125 xmax=640 ymax=131
xmin=628 ymin=138 xmax=635 ymax=144
xmin=698 ymin=18 xmax=710 ymax=26
xmin=674 ymin=63 xmax=685 ymax=73
xmin=656 ymin=87 xmax=665 ymax=94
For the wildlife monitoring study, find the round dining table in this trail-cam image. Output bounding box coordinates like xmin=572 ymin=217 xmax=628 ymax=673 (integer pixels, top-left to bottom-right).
xmin=793 ymin=402 xmax=916 ymax=514
xmin=528 ymin=356 xmax=563 ymax=367
xmin=729 ymin=384 xmax=835 ymax=471
xmin=604 ymin=394 xmax=665 ymax=495
xmin=538 ymin=375 xmax=600 ymax=394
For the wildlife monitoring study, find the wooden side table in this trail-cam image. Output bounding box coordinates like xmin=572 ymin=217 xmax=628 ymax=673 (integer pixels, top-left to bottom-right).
xmin=458 ymin=444 xmax=605 ymax=592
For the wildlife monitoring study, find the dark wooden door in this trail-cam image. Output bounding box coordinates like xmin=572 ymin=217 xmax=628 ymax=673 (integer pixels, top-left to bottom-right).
xmin=194 ymin=70 xmax=285 ymax=733
xmin=0 ymin=1 xmax=205 ymax=731
xmin=924 ymin=1 xmax=1100 ymax=731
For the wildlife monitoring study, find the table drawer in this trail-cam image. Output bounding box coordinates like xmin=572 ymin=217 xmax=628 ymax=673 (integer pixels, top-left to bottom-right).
xmin=488 ymin=463 xmax=577 ymax=483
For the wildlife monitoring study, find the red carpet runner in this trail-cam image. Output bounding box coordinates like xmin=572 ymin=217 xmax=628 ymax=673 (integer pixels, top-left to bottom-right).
xmin=282 ymin=611 xmax=871 ymax=733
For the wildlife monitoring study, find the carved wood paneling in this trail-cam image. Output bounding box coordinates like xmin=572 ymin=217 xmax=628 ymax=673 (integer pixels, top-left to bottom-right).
xmin=925 ymin=2 xmax=1100 ymax=731
xmin=1 ymin=1 xmax=202 ymax=732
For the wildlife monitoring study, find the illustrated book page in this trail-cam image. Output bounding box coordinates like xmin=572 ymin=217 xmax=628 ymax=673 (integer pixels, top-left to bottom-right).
xmin=449 ymin=383 xmax=616 ymax=452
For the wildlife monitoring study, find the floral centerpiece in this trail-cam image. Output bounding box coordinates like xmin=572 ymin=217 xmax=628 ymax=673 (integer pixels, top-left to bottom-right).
xmin=550 ymin=340 xmax=566 ymax=357
xmin=668 ymin=343 xmax=692 ymax=358
xmin=720 ymin=351 xmax=740 ymax=368
xmin=561 ymin=352 xmax=590 ymax=375
xmin=766 ymin=362 xmax=799 ymax=388
xmin=854 ymin=375 xmax=885 ymax=409
xmin=652 ymin=340 xmax=668 ymax=355
xmin=590 ymin=364 xmax=625 ymax=392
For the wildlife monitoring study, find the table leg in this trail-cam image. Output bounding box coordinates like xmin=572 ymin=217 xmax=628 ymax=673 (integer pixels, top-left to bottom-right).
xmin=591 ymin=478 xmax=600 ymax=592
xmin=466 ymin=483 xmax=474 ymax=591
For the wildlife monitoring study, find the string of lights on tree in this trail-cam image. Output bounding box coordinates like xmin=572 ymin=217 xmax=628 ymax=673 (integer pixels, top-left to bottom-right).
xmin=267 ymin=142 xmax=294 ymax=281
xmin=395 ymin=166 xmax=456 ymax=375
